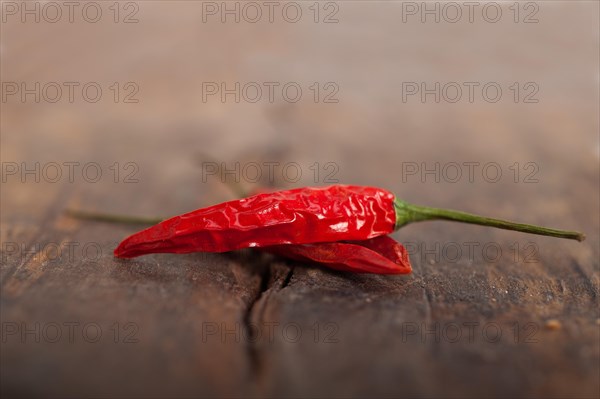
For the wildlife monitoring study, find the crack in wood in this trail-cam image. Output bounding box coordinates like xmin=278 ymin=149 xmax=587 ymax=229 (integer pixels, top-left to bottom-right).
xmin=280 ymin=267 xmax=294 ymax=289
xmin=242 ymin=263 xmax=294 ymax=380
xmin=242 ymin=262 xmax=271 ymax=379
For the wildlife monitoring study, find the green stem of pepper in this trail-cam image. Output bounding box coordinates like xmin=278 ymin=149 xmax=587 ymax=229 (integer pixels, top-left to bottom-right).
xmin=394 ymin=199 xmax=585 ymax=242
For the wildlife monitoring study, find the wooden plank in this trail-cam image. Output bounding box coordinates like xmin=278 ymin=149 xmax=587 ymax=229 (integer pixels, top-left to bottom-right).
xmin=1 ymin=2 xmax=599 ymax=398
xmin=1 ymin=186 xmax=266 ymax=397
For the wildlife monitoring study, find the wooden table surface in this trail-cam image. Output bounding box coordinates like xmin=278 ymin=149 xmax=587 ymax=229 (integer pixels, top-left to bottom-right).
xmin=1 ymin=2 xmax=599 ymax=398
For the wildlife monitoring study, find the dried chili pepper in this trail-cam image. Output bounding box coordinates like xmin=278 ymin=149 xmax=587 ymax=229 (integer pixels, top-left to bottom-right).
xmin=263 ymin=235 xmax=411 ymax=275
xmin=114 ymin=185 xmax=395 ymax=257
xmin=114 ymin=184 xmax=584 ymax=259
xmin=68 ymin=207 xmax=411 ymax=274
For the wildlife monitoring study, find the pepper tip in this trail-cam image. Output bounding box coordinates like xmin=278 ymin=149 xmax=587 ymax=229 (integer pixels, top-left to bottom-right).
xmin=113 ymin=243 xmax=131 ymax=259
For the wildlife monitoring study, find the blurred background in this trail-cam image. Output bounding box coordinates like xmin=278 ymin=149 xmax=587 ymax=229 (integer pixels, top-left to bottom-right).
xmin=1 ymin=1 xmax=599 ymax=398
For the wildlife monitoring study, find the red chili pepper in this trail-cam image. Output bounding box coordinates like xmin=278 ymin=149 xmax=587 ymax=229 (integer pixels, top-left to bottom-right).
xmin=114 ymin=185 xmax=395 ymax=258
xmin=114 ymin=184 xmax=584 ymax=259
xmin=263 ymin=235 xmax=411 ymax=275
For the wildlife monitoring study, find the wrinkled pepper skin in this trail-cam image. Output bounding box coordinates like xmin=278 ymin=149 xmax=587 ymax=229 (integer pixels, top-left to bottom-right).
xmin=114 ymin=185 xmax=396 ymax=258
xmin=263 ymin=236 xmax=411 ymax=275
